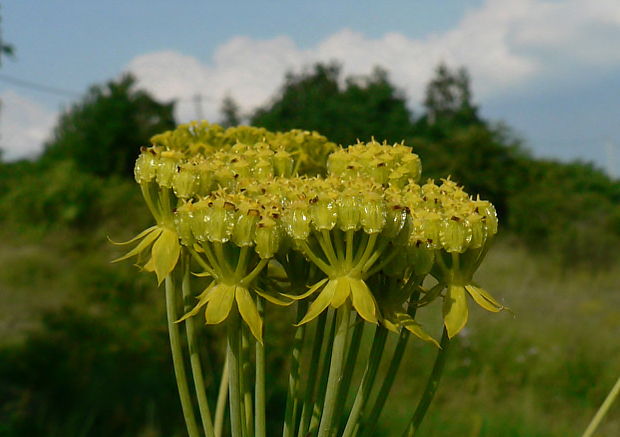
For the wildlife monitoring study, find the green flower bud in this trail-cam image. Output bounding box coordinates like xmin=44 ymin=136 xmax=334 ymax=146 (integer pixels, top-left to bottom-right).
xmin=310 ymin=197 xmax=337 ymax=231
xmin=254 ymin=159 xmax=274 ymax=180
xmin=467 ymin=213 xmax=487 ymax=249
xmin=282 ymin=201 xmax=311 ymax=240
xmin=134 ymin=150 xmax=157 ymax=184
xmin=439 ymin=216 xmax=473 ymax=253
xmin=206 ymin=199 xmax=237 ymax=243
xmin=407 ymin=246 xmax=435 ymax=276
xmin=410 ymin=211 xmax=441 ymax=249
xmin=231 ymin=159 xmax=251 ymax=179
xmin=337 ymin=195 xmax=361 ymax=232
xmin=274 ymin=150 xmax=294 ymax=177
xmin=382 ymin=205 xmax=407 ymax=238
xmin=214 ymin=167 xmax=237 ymax=191
xmin=254 ymin=217 xmax=280 ymax=259
xmin=232 ymin=208 xmax=259 ymax=247
xmin=172 ymin=166 xmax=198 ymax=199
xmin=156 ymin=155 xmax=181 ymax=188
xmin=174 ymin=205 xmax=195 ymax=246
xmin=476 ymin=200 xmax=498 ymax=236
xmin=360 ymin=194 xmax=386 ymax=234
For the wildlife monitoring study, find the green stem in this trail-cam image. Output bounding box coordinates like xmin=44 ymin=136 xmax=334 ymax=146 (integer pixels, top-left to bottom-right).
xmin=342 ymin=326 xmax=389 ymax=437
xmin=352 ymin=233 xmax=378 ymax=275
xmin=241 ymin=327 xmax=254 ymax=437
xmin=334 ymin=315 xmax=366 ymax=432
xmin=214 ymin=357 xmax=229 ymax=437
xmin=361 ymin=292 xmax=421 ymax=437
xmin=307 ymin=311 xmax=338 ymax=436
xmin=188 ymin=247 xmax=218 ymax=278
xmin=283 ymin=302 xmax=308 ymax=437
xmin=165 ymin=274 xmax=201 ymax=437
xmin=582 ymin=375 xmax=620 ymax=437
xmin=255 ymin=298 xmax=266 ymax=437
xmin=214 ymin=242 xmax=233 ymax=277
xmin=363 ymin=248 xmax=398 ymax=278
xmin=241 ymin=259 xmax=269 ymax=287
xmin=334 ymin=229 xmax=345 ymax=261
xmin=345 ymin=230 xmax=355 ymax=268
xmin=140 ymin=182 xmax=162 ymax=223
xmin=235 ymin=246 xmax=250 ymax=279
xmin=182 ymin=256 xmax=216 ymax=437
xmin=227 ymin=310 xmax=244 ymax=437
xmin=317 ymin=230 xmax=339 ymax=266
xmin=317 ymin=305 xmax=352 ymax=437
xmin=297 ymin=311 xmax=329 ymax=437
xmin=403 ymin=328 xmax=451 ymax=437
xmin=299 ymin=240 xmax=335 ymax=276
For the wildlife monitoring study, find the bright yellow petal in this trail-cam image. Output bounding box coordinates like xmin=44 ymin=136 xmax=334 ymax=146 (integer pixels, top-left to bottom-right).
xmin=151 ymin=228 xmax=181 ymax=284
xmin=443 ymin=285 xmax=468 ymax=338
xmin=142 ymin=256 xmax=155 ymax=272
xmin=235 ymin=286 xmax=263 ymax=343
xmin=205 ymin=284 xmax=236 ymax=325
xmin=465 ymin=285 xmax=504 ymax=313
xmin=296 ymin=279 xmax=337 ymax=325
xmin=176 ymin=285 xmax=215 ymax=323
xmin=254 ymin=287 xmax=292 ymax=306
xmin=111 ymin=227 xmax=162 ymax=263
xmin=396 ymin=312 xmax=440 ymax=348
xmin=282 ymin=278 xmax=328 ymax=300
xmin=350 ymin=278 xmax=378 ymax=324
xmin=108 ymin=225 xmax=159 ymax=246
xmin=331 ymin=277 xmax=351 ymax=308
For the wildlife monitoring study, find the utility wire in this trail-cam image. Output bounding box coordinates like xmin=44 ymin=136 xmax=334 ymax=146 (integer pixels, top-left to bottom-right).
xmin=0 ymin=73 xmax=80 ymax=97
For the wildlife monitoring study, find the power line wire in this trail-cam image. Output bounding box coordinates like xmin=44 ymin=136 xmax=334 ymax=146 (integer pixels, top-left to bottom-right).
xmin=0 ymin=73 xmax=80 ymax=97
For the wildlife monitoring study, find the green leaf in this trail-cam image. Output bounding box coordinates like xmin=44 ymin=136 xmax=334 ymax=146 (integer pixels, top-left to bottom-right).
xmin=282 ymin=277 xmax=328 ymax=300
xmin=465 ymin=285 xmax=504 ymax=313
xmin=205 ymin=284 xmax=236 ymax=325
xmin=111 ymin=227 xmax=162 ymax=263
xmin=396 ymin=312 xmax=440 ymax=347
xmin=331 ymin=277 xmax=351 ymax=308
xmin=350 ymin=278 xmax=378 ymax=324
xmin=151 ymin=228 xmax=181 ymax=284
xmin=235 ymin=286 xmax=263 ymax=343
xmin=108 ymin=225 xmax=159 ymax=246
xmin=296 ymin=279 xmax=337 ymax=325
xmin=443 ymin=285 xmax=468 ymax=338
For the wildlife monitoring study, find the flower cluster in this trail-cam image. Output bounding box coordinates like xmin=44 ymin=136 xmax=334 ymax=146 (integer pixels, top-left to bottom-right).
xmin=115 ymin=121 xmax=504 ymax=343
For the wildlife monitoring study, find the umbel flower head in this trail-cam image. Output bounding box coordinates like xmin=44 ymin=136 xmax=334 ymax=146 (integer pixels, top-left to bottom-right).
xmin=114 ymin=122 xmax=505 ymax=342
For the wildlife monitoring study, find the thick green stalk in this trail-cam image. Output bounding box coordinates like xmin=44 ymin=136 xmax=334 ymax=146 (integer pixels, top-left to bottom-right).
xmin=297 ymin=311 xmax=329 ymax=437
xmin=214 ymin=357 xmax=229 ymax=437
xmin=403 ymin=328 xmax=451 ymax=437
xmin=165 ymin=274 xmax=201 ymax=437
xmin=582 ymin=375 xmax=620 ymax=437
xmin=334 ymin=315 xmax=366 ymax=433
xmin=317 ymin=305 xmax=352 ymax=437
xmin=342 ymin=326 xmax=389 ymax=437
xmin=227 ymin=311 xmax=244 ymax=437
xmin=308 ymin=311 xmax=338 ymax=435
xmin=255 ymin=298 xmax=266 ymax=437
xmin=181 ymin=256 xmax=216 ymax=437
xmin=283 ymin=302 xmax=309 ymax=437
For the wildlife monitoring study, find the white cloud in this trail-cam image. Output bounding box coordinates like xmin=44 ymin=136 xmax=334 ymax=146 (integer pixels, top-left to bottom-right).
xmin=0 ymin=91 xmax=56 ymax=161
xmin=127 ymin=0 xmax=620 ymax=124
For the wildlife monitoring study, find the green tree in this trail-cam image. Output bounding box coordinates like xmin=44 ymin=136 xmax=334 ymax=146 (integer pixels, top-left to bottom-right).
xmin=41 ymin=74 xmax=175 ymax=177
xmin=251 ymin=63 xmax=413 ymax=145
xmin=415 ymin=62 xmax=482 ymax=139
xmin=219 ymin=94 xmax=242 ymax=127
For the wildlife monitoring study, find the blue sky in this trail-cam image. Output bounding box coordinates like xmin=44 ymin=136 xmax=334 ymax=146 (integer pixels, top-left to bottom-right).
xmin=1 ymin=0 xmax=619 ymax=176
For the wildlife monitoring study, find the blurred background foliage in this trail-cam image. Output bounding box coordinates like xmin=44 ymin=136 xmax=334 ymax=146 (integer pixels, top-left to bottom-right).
xmin=0 ymin=62 xmax=619 ymax=436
